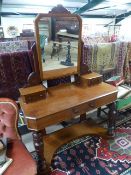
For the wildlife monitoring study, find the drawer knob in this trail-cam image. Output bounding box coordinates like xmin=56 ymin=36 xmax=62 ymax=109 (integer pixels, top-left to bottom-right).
xmin=73 ymin=108 xmax=79 ymax=114
xmin=88 ymin=102 xmax=95 ymax=108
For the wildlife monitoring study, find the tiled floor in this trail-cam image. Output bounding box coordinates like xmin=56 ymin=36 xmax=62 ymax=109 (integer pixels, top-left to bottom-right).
xmin=22 ymin=132 xmax=35 ymax=152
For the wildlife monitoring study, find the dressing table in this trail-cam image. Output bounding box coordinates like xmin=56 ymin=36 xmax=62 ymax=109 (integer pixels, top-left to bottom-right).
xmin=19 ymin=5 xmax=117 ymax=174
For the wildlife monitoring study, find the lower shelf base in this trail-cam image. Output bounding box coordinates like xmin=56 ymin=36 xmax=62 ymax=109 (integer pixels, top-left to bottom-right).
xmin=44 ymin=121 xmax=107 ymax=164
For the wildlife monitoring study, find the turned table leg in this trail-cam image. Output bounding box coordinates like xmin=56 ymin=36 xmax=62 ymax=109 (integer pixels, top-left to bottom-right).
xmin=107 ymin=102 xmax=117 ymax=136
xmin=97 ymin=107 xmax=101 ymax=118
xmin=32 ymin=130 xmax=48 ymax=175
xmin=80 ymin=113 xmax=87 ymax=122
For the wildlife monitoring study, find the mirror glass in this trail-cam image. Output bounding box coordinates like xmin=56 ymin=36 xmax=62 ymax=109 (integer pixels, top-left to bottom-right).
xmin=37 ymin=15 xmax=79 ymax=72
xmin=34 ymin=5 xmax=82 ymax=81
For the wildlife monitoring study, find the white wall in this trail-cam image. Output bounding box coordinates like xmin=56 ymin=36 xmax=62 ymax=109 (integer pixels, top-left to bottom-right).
xmin=82 ymin=18 xmax=113 ymax=36
xmin=119 ymin=16 xmax=131 ymax=41
xmin=82 ymin=16 xmax=131 ymax=41
xmin=1 ymin=16 xmax=35 ymax=38
xmin=1 ymin=15 xmax=131 ymax=40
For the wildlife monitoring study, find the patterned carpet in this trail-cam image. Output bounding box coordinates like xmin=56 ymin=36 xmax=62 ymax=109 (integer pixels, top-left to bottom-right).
xmin=31 ymin=109 xmax=131 ymax=175
xmin=51 ymin=120 xmax=131 ymax=175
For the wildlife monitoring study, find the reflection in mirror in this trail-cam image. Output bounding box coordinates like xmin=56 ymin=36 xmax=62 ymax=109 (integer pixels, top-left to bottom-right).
xmin=38 ymin=16 xmax=79 ymax=71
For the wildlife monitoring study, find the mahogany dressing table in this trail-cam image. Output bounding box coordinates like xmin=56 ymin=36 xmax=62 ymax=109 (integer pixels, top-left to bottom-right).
xmin=19 ymin=5 xmax=118 ymax=174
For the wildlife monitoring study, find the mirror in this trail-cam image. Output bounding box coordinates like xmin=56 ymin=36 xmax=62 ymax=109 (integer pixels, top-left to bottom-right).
xmin=34 ymin=5 xmax=82 ymax=80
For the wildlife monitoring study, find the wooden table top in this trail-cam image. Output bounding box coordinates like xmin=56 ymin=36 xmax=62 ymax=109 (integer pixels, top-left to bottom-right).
xmin=20 ymin=82 xmax=117 ymax=120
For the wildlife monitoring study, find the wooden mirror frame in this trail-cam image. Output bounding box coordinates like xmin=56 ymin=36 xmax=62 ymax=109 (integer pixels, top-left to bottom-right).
xmin=34 ymin=5 xmax=82 ymax=81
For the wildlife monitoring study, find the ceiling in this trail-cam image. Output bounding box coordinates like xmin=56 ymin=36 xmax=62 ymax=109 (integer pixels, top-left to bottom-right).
xmin=1 ymin=0 xmax=131 ymax=24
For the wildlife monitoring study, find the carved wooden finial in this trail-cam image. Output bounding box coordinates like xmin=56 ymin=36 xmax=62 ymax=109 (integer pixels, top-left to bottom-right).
xmin=49 ymin=4 xmax=71 ymax=14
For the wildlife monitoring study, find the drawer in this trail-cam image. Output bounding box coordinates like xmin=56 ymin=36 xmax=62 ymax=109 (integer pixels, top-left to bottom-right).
xmin=71 ymin=101 xmax=96 ymax=116
xmin=71 ymin=92 xmax=116 ymax=117
xmin=28 ymin=92 xmax=116 ymax=130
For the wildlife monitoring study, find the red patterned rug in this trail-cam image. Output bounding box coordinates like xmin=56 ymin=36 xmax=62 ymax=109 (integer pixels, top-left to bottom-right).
xmin=51 ymin=120 xmax=131 ymax=175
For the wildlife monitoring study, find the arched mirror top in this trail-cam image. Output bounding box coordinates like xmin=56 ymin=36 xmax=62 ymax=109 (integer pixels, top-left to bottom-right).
xmin=34 ymin=5 xmax=82 ymax=81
